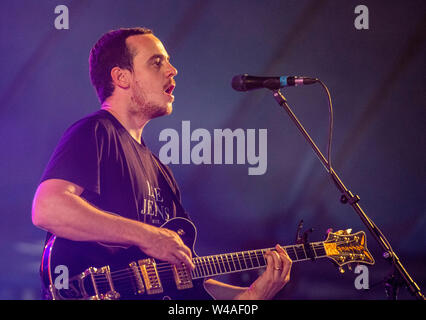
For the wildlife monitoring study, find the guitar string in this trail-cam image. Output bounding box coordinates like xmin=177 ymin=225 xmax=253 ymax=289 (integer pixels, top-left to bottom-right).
xmin=93 ymin=242 xmax=326 ymax=280
xmin=92 ymin=251 xmax=364 ymax=286
xmin=91 ymin=239 xmax=355 ymax=281
xmin=107 ymin=240 xmax=329 ymax=276
xmin=89 ymin=240 xmax=362 ymax=285
xmin=91 ymin=247 xmax=356 ymax=284
xmin=92 ymin=246 xmax=362 ymax=285
xmin=90 ymin=247 xmax=303 ymax=284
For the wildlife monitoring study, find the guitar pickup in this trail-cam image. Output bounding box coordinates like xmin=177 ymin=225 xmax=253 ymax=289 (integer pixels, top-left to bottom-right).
xmin=138 ymin=258 xmax=163 ymax=295
xmin=172 ymin=264 xmax=193 ymax=290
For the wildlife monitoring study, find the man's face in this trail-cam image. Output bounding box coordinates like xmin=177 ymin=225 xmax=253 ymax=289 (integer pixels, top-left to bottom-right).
xmin=125 ymin=34 xmax=177 ymax=118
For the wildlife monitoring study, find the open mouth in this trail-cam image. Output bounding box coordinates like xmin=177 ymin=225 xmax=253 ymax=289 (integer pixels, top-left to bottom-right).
xmin=164 ymin=83 xmax=175 ymax=95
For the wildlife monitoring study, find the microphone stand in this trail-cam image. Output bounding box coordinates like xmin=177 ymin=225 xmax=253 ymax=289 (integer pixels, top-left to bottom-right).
xmin=271 ymin=89 xmax=424 ymax=300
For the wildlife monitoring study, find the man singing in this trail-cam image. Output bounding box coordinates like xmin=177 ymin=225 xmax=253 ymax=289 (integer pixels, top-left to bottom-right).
xmin=32 ymin=27 xmax=291 ymax=300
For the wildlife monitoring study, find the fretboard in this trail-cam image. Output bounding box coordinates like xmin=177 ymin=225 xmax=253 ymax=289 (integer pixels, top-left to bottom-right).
xmin=191 ymin=241 xmax=327 ymax=279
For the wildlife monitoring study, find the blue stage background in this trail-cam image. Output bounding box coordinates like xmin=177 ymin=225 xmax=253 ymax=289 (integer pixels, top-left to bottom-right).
xmin=0 ymin=0 xmax=424 ymax=299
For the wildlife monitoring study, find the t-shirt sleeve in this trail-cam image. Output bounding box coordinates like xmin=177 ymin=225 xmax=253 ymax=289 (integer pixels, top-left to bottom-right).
xmin=40 ymin=118 xmax=106 ymax=195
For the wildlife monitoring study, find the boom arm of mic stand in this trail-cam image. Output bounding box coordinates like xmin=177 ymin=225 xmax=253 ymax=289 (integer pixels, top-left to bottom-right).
xmin=272 ymin=89 xmax=424 ymax=300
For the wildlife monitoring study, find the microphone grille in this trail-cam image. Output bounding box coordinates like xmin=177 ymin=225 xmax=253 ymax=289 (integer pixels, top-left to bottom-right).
xmin=231 ymin=74 xmax=247 ymax=91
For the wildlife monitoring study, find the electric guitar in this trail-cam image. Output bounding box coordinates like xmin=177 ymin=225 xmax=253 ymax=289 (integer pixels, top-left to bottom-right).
xmin=40 ymin=217 xmax=375 ymax=300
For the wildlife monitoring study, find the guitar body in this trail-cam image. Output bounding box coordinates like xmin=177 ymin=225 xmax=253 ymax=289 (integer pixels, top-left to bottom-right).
xmin=40 ymin=217 xmax=211 ymax=300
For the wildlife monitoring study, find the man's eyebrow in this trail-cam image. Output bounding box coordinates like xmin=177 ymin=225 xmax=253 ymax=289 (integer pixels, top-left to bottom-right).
xmin=147 ymin=54 xmax=170 ymax=63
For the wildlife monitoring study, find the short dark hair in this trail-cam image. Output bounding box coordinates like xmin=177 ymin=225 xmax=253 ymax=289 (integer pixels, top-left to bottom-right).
xmin=89 ymin=27 xmax=153 ymax=103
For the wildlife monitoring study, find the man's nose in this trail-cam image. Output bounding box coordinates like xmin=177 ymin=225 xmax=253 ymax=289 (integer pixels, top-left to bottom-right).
xmin=167 ymin=61 xmax=178 ymax=78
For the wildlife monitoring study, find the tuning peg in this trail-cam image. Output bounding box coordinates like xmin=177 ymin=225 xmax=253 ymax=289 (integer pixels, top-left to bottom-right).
xmin=345 ymin=228 xmax=352 ymax=235
xmin=325 ymin=228 xmax=333 ymax=238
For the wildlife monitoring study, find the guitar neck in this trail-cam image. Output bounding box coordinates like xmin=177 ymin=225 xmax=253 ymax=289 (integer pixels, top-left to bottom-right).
xmin=191 ymin=241 xmax=327 ymax=279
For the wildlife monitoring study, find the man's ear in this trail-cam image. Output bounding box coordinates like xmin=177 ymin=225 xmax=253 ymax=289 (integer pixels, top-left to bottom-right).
xmin=110 ymin=66 xmax=131 ymax=89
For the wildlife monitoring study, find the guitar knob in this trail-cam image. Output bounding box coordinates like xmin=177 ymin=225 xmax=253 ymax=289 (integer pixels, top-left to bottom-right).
xmin=338 ymin=267 xmax=345 ymax=274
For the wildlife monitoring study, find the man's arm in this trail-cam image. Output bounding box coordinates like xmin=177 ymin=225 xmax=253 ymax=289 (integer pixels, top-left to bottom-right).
xmin=203 ymin=245 xmax=292 ymax=300
xmin=31 ymin=178 xmax=195 ymax=270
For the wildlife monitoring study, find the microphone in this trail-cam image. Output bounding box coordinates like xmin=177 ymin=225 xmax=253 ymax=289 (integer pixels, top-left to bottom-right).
xmin=231 ymin=74 xmax=318 ymax=91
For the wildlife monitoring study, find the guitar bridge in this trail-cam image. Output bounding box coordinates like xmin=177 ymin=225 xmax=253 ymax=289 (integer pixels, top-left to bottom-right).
xmin=138 ymin=258 xmax=163 ymax=295
xmin=80 ymin=266 xmax=120 ymax=300
xmin=172 ymin=264 xmax=193 ymax=290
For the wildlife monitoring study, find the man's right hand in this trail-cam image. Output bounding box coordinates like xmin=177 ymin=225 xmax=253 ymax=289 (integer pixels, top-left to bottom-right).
xmin=138 ymin=225 xmax=195 ymax=271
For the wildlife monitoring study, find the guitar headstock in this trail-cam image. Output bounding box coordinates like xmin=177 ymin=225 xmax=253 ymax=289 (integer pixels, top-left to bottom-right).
xmin=323 ymin=229 xmax=375 ymax=268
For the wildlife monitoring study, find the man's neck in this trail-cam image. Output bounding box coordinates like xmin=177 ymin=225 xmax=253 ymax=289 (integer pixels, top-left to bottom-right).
xmin=101 ymin=102 xmax=149 ymax=145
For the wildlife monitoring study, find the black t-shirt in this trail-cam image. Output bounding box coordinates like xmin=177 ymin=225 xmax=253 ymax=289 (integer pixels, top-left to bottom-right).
xmin=40 ymin=109 xmax=189 ymax=227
